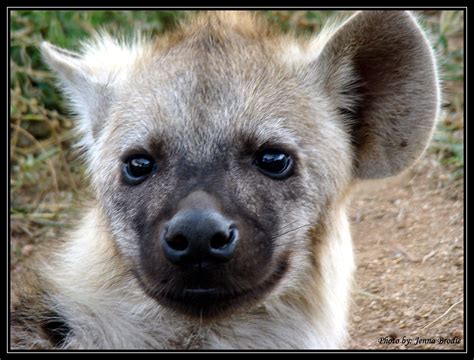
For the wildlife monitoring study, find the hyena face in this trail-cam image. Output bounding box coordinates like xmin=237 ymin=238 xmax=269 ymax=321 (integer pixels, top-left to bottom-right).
xmin=87 ymin=30 xmax=351 ymax=318
xmin=41 ymin=11 xmax=438 ymax=320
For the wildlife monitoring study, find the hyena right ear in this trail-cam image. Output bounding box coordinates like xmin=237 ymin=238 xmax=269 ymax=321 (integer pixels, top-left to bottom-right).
xmin=305 ymin=11 xmax=440 ymax=179
xmin=40 ymin=36 xmax=145 ymax=149
xmin=41 ymin=41 xmax=109 ymax=149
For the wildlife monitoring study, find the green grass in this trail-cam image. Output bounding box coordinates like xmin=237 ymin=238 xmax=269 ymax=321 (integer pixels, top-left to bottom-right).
xmin=419 ymin=10 xmax=464 ymax=181
xmin=10 ymin=10 xmax=464 ymax=241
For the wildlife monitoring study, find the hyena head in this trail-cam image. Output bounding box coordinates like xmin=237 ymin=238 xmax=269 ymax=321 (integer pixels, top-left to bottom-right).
xmin=41 ymin=11 xmax=438 ymax=319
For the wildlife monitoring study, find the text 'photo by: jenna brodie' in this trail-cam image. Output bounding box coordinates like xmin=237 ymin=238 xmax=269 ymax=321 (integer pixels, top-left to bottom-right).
xmin=378 ymin=335 xmax=462 ymax=347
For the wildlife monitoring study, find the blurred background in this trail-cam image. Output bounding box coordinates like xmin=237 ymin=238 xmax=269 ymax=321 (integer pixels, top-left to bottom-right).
xmin=9 ymin=10 xmax=464 ymax=349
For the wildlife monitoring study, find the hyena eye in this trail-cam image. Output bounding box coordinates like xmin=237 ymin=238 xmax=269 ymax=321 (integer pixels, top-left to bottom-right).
xmin=122 ymin=155 xmax=157 ymax=185
xmin=254 ymin=149 xmax=294 ymax=180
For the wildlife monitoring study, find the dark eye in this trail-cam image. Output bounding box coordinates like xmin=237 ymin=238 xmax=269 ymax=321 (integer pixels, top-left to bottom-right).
xmin=122 ymin=155 xmax=157 ymax=185
xmin=254 ymin=149 xmax=294 ymax=180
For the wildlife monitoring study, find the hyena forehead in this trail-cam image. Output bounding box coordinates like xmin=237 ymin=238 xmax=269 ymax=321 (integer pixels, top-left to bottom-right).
xmin=105 ymin=26 xmax=325 ymax=157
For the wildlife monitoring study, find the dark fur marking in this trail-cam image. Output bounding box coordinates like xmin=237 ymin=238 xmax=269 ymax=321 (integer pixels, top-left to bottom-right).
xmin=41 ymin=311 xmax=71 ymax=347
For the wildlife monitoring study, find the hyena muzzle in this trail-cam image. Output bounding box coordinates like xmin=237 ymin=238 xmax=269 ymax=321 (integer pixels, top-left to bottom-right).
xmin=10 ymin=10 xmax=439 ymax=349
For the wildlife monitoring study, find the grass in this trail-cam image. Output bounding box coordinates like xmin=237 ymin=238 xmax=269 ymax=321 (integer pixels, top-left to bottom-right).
xmin=9 ymin=10 xmax=464 ymax=251
xmin=422 ymin=11 xmax=464 ymax=181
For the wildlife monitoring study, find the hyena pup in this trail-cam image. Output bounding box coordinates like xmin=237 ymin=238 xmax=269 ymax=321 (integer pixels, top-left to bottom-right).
xmin=11 ymin=11 xmax=439 ymax=349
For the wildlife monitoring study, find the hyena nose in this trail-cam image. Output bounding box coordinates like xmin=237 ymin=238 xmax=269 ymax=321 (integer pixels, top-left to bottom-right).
xmin=160 ymin=210 xmax=239 ymax=266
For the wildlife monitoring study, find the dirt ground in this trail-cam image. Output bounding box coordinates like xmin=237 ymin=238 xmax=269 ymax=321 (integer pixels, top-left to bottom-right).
xmin=347 ymin=155 xmax=464 ymax=350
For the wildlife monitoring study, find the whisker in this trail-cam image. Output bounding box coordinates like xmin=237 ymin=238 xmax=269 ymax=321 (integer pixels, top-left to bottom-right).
xmin=274 ymin=218 xmax=305 ymax=233
xmin=271 ymin=223 xmax=312 ymax=241
xmin=270 ymin=224 xmax=313 ymax=249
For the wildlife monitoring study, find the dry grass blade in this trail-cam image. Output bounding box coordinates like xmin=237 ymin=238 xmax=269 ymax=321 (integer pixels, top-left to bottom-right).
xmin=10 ymin=123 xmax=59 ymax=195
xmin=421 ymin=299 xmax=463 ymax=330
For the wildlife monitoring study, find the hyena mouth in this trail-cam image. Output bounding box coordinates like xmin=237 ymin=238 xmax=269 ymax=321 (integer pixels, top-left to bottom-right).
xmin=144 ymin=254 xmax=290 ymax=319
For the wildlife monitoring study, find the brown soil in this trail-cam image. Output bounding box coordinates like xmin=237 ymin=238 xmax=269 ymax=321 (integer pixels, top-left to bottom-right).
xmin=347 ymin=156 xmax=464 ymax=350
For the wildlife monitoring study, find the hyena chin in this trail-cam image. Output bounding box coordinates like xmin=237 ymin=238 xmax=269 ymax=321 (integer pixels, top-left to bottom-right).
xmin=11 ymin=11 xmax=439 ymax=349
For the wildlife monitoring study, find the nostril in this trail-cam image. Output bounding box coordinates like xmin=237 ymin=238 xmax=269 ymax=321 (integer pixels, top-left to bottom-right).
xmin=167 ymin=234 xmax=189 ymax=251
xmin=209 ymin=226 xmax=237 ymax=250
xmin=210 ymin=232 xmax=230 ymax=250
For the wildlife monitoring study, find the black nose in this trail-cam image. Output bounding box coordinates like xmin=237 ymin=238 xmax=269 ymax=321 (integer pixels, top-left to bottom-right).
xmin=160 ymin=210 xmax=239 ymax=266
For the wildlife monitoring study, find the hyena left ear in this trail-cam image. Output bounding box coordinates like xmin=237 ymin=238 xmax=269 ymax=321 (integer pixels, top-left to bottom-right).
xmin=307 ymin=11 xmax=440 ymax=179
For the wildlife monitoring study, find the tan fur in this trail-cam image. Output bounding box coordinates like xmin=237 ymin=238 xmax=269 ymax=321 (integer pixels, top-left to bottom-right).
xmin=11 ymin=11 xmax=439 ymax=349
